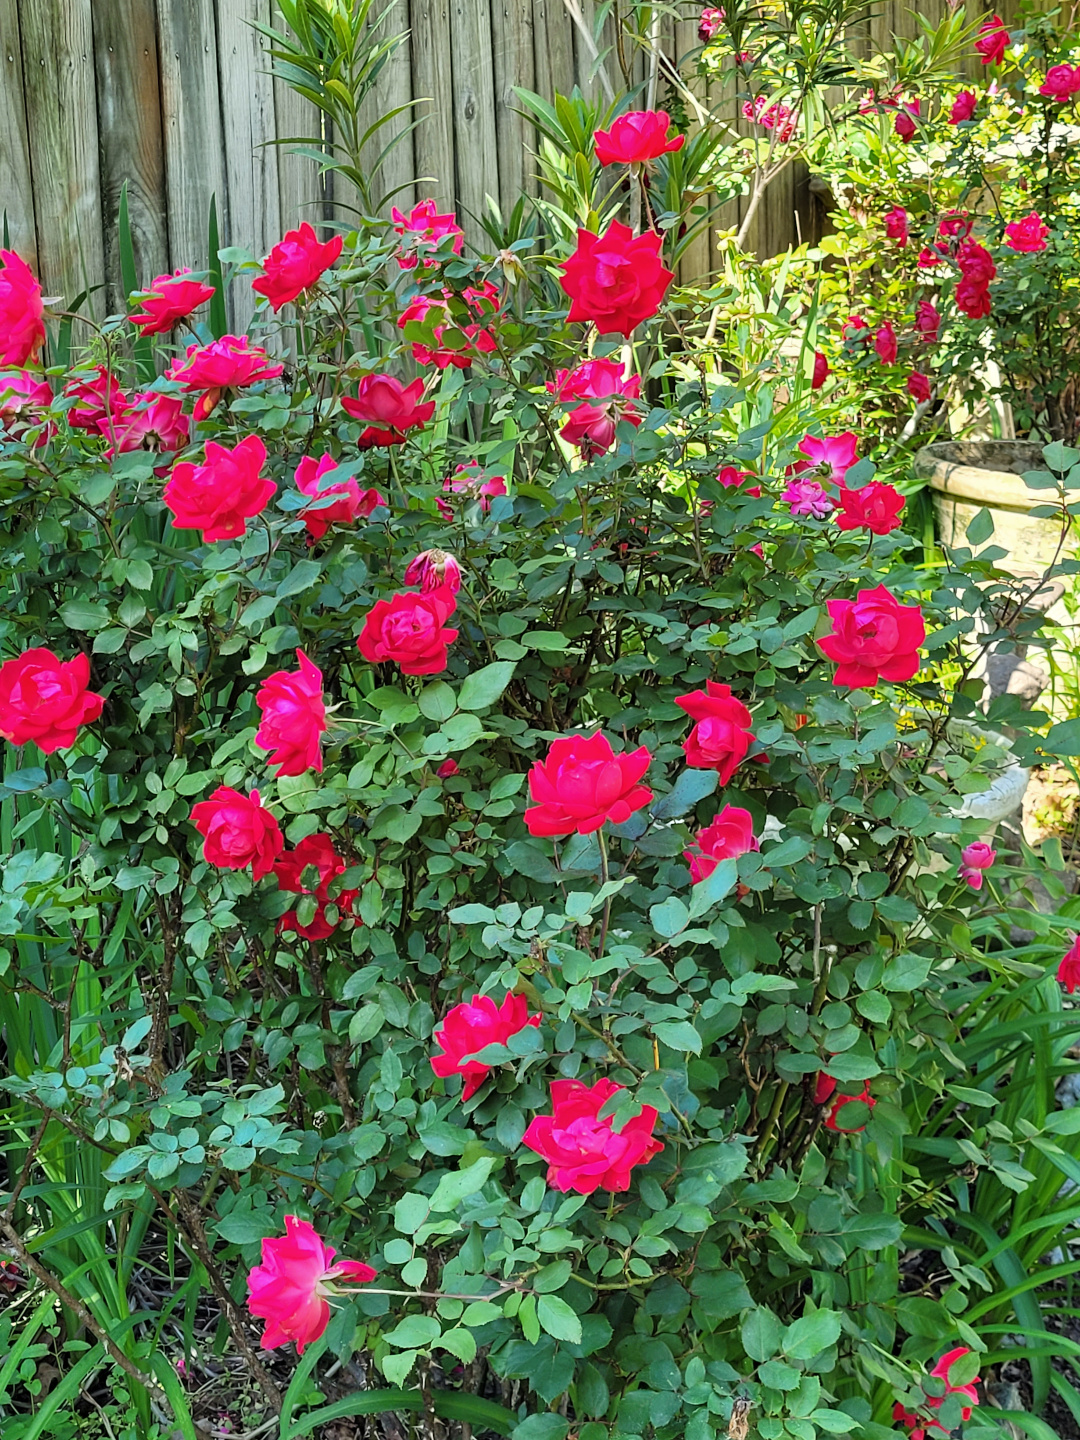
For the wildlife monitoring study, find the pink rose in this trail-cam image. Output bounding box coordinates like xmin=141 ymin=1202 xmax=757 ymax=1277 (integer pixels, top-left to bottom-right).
xmin=436 ymin=758 xmax=459 ymax=779
xmin=356 ymin=587 xmax=459 ymax=676
xmin=560 ymin=221 xmax=674 ymax=336
xmin=164 ymin=435 xmax=274 ymax=542
xmin=247 ymin=1216 xmax=375 ymax=1353
xmin=1040 ymin=63 xmax=1080 ymax=100
xmin=547 ymin=358 xmax=642 ymax=457
xmin=437 ymin=463 xmax=506 ymax=520
xmin=792 ymin=431 xmax=859 ymax=485
xmin=894 ymin=101 xmax=920 ymax=142
xmin=167 ymin=335 xmax=283 ymax=421
xmin=783 ymin=479 xmax=834 ymax=519
xmin=959 ymin=839 xmax=996 ymax=890
xmin=0 ymin=370 xmax=53 ymax=444
xmin=684 ymin=805 xmax=759 ymax=883
xmin=294 ymin=454 xmax=384 ymax=539
xmin=874 ymin=321 xmax=898 ymax=364
xmin=524 ymin=731 xmax=653 ymax=836
xmin=431 ymin=993 xmax=541 ymax=1100
xmin=675 ymin=680 xmax=755 ymax=782
xmin=698 ymin=6 xmax=725 ymax=40
xmin=957 ymin=237 xmax=996 ymax=284
xmin=398 ymin=283 xmax=500 ymax=369
xmin=273 ymin=834 xmax=357 ymax=939
xmin=391 ymin=199 xmax=465 ymax=270
xmin=522 ymin=1078 xmax=663 ymax=1193
xmin=835 ymin=481 xmax=905 ymax=535
xmin=593 ymin=110 xmax=685 ymax=165
xmin=950 ymin=90 xmax=978 ymax=122
xmin=955 ymin=276 xmax=992 ymax=319
xmin=811 ymin=350 xmax=829 ymax=389
xmin=884 ymin=206 xmax=908 ymax=246
xmin=0 ymin=250 xmax=45 ymax=366
xmin=63 ymin=365 xmax=126 ymax=432
xmin=130 ymin=268 xmax=215 ymax=335
xmin=404 ymin=549 xmax=462 ymax=594
xmin=105 ymin=393 xmax=190 ymax=461
xmin=915 ymin=300 xmax=941 ymax=343
xmin=1059 ymin=935 xmax=1080 ymax=993
xmin=0 ymin=648 xmax=104 ymax=753
xmin=190 ymin=787 xmax=283 ymax=881
xmin=1004 ymin=212 xmax=1049 ymax=253
xmin=340 ymin=374 xmax=435 ymax=447
xmin=917 ymin=247 xmax=942 ymax=269
xmin=255 ymin=649 xmax=327 ymax=778
xmin=907 ymin=371 xmax=933 ymax=404
xmin=975 ymin=14 xmax=1008 ymax=64
xmin=252 ymin=223 xmax=343 ymax=310
xmin=818 ymin=584 xmax=926 ymax=688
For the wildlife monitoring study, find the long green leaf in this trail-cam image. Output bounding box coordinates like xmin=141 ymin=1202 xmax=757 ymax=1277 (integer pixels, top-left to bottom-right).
xmin=207 ymin=194 xmax=228 ymax=338
xmin=21 ymin=1343 xmax=106 ymax=1440
xmin=283 ymin=1387 xmax=516 ymax=1440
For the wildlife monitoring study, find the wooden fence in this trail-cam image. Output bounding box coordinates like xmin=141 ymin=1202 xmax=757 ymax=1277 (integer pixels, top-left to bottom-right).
xmin=0 ymin=0 xmax=998 ymax=331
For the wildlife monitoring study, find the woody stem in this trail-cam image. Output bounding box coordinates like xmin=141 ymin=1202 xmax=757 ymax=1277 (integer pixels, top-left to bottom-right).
xmin=597 ymin=828 xmax=611 ymax=958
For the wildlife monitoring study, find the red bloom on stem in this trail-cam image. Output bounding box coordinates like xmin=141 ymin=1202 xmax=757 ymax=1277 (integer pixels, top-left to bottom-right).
xmin=894 ymin=101 xmax=920 ymax=142
xmin=255 ymin=650 xmax=327 ymax=778
xmin=884 ymin=206 xmax=909 ymax=246
xmin=874 ymin=321 xmax=898 ymax=364
xmin=950 ymin=90 xmax=978 ymax=122
xmin=356 ymin=587 xmax=459 ymax=676
xmin=915 ymin=301 xmax=941 ymax=343
xmin=129 ymin=268 xmax=215 ymax=335
xmin=167 ymin=335 xmax=283 ymax=421
xmin=940 ymin=211 xmax=974 ymax=244
xmin=0 ymin=250 xmax=45 ymax=366
xmin=191 ymin=787 xmax=283 ymax=881
xmin=560 ymin=220 xmax=674 ymax=336
xmin=811 ymin=350 xmax=829 ymax=389
xmin=437 ymin=464 xmax=506 ymax=520
xmin=273 ymin=834 xmax=357 ymax=939
xmin=0 ymin=649 xmax=104 ymax=753
xmin=64 ymin=365 xmax=126 ymax=432
xmin=252 ymin=223 xmax=343 ymax=310
xmin=524 ymin=731 xmax=653 ymax=837
xmin=404 ymin=549 xmax=462 ymax=594
xmin=929 ymin=1348 xmax=980 ymax=1418
xmin=717 ymin=465 xmax=760 ymax=496
xmin=818 ymin=584 xmax=926 ymax=688
xmin=105 ymin=393 xmax=190 ymax=460
xmin=842 ymin=315 xmax=869 ymax=343
xmin=431 ymin=993 xmax=541 ymax=1100
xmin=835 ymin=481 xmax=906 ymax=535
xmin=1058 ymin=935 xmax=1080 ymax=993
xmin=0 ymin=370 xmax=53 ymax=444
xmin=399 ymin=283 xmax=500 ymax=369
xmin=907 ymin=371 xmax=933 ymax=404
xmin=675 ymin=680 xmax=755 ymax=782
xmin=783 ymin=479 xmax=834 ymax=519
xmin=436 ymin=758 xmax=459 ymax=779
xmin=247 ymin=1216 xmax=376 ymax=1354
xmin=341 ymin=374 xmax=435 ymax=447
xmin=698 ymin=6 xmax=725 ymax=40
xmin=548 ymin=358 xmax=642 ymax=457
xmin=294 ymin=454 xmax=384 ymax=539
xmin=975 ymin=14 xmax=1008 ymax=64
xmin=164 ymin=434 xmax=273 ymax=542
xmin=522 ymin=1078 xmax=663 ymax=1193
xmin=1040 ymin=63 xmax=1080 ymax=100
xmin=956 ymin=277 xmax=993 ymax=319
xmin=593 ymin=110 xmax=685 ymax=165
xmin=959 ymin=840 xmax=996 ymax=890
xmin=814 ymin=1074 xmax=876 ymax=1132
xmin=917 ymin=247 xmax=942 ymax=269
xmin=792 ymin=431 xmax=859 ymax=485
xmin=391 ymin=199 xmax=465 ymax=270
xmin=684 ymin=805 xmax=759 ymax=883
xmin=1005 ymin=212 xmax=1049 ymax=253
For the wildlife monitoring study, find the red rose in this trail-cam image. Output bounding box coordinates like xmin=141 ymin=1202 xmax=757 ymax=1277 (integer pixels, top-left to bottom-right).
xmin=907 ymin=371 xmax=932 ymax=404
xmin=391 ymin=199 xmax=465 ymax=270
xmin=560 ymin=220 xmax=674 ymax=336
xmin=1059 ymin=935 xmax=1080 ymax=993
xmin=917 ymin=247 xmax=942 ymax=269
xmin=431 ymin=993 xmax=541 ymax=1100
xmin=0 ymin=370 xmax=53 ymax=444
xmin=811 ymin=351 xmax=829 ymax=389
xmin=950 ymin=90 xmax=978 ymax=122
xmin=356 ymin=587 xmax=458 ymax=676
xmin=814 ymin=1073 xmax=876 ymax=1132
xmin=791 ymin=431 xmax=859 ymax=485
xmin=684 ymin=805 xmax=759 ymax=883
xmin=130 ymin=268 xmax=215 ymax=335
xmin=874 ymin=321 xmax=898 ymax=364
xmin=548 ymin=358 xmax=642 ymax=456
xmin=893 ymin=102 xmax=919 ymax=142
xmin=524 ymin=731 xmax=653 ymax=836
xmin=955 ymin=277 xmax=992 ymax=319
xmin=252 ymin=223 xmax=343 ymax=310
xmin=273 ymin=833 xmax=357 ymax=939
xmin=436 ymin=758 xmax=459 ymax=779
xmin=0 ymin=250 xmax=45 ymax=367
xmin=975 ymin=13 xmax=1008 ymax=64
xmin=522 ymin=1078 xmax=663 ymax=1193
xmin=340 ymin=374 xmax=435 ymax=447
xmin=167 ymin=335 xmax=283 ymax=421
xmin=818 ymin=584 xmax=926 ymax=688
xmin=593 ymin=110 xmax=685 ymax=165
xmin=190 ymin=786 xmax=283 ymax=880
xmin=915 ymin=301 xmax=941 ymax=343
xmin=716 ymin=465 xmax=760 ymax=496
xmin=104 ymin=393 xmax=190 ymax=461
xmin=884 ymin=206 xmax=908 ymax=246
xmin=294 ymin=453 xmax=385 ymax=539
xmin=255 ymin=649 xmax=327 ymax=778
xmin=164 ymin=434 xmax=274 ymax=542
xmin=1040 ymin=63 xmax=1080 ymax=100
xmin=1004 ymin=211 xmax=1049 ymax=253
xmin=835 ymin=481 xmax=906 ymax=535
xmin=0 ymin=648 xmax=104 ymax=753
xmin=957 ymin=237 xmax=996 ymax=284
xmin=63 ymin=365 xmax=126 ymax=432
xmin=676 ymin=680 xmax=755 ymax=782
xmin=398 ymin=283 xmax=499 ymax=369
xmin=404 ymin=549 xmax=462 ymax=594
xmin=247 ymin=1216 xmax=376 ymax=1354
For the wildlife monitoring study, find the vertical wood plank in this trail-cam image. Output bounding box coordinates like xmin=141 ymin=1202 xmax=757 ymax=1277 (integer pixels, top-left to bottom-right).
xmin=158 ymin=0 xmax=227 ymax=291
xmin=92 ymin=0 xmax=169 ymax=314
xmin=491 ymin=0 xmax=537 ymax=212
xmin=216 ymin=0 xmax=281 ymax=333
xmin=0 ymin=2 xmax=37 ymax=270
xmin=450 ymin=0 xmax=499 ymax=249
xmin=532 ymin=0 xmax=576 ymax=112
xmin=18 ymin=0 xmax=104 ymax=308
xmin=674 ymin=14 xmax=714 ymax=287
xmin=411 ymin=0 xmax=457 ymax=209
xmin=376 ymin=1 xmax=416 ymax=218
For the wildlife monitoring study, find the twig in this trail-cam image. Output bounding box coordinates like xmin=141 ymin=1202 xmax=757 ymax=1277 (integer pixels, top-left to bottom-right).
xmin=560 ymin=0 xmax=616 ymax=103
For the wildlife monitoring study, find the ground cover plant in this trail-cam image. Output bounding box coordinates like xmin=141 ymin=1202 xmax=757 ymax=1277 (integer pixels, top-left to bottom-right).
xmin=3 ymin=3 xmax=1080 ymax=1439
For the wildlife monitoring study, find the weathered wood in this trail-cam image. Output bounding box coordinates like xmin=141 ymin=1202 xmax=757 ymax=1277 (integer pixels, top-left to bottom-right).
xmin=351 ymin=0 xmax=414 ymax=225
xmin=92 ymin=0 xmax=169 ymax=313
xmin=532 ymin=0 xmax=576 ymax=117
xmin=0 ymin=1 xmax=36 ymax=269
xmin=450 ymin=0 xmax=500 ymax=249
xmin=18 ymin=0 xmax=105 ymax=309
xmin=271 ymin=9 xmax=326 ymax=233
xmin=217 ymin=0 xmax=281 ymax=333
xmin=157 ymin=0 xmax=227 ymax=287
xmin=411 ymin=0 xmax=457 ymax=210
xmin=491 ymin=0 xmax=537 ymax=209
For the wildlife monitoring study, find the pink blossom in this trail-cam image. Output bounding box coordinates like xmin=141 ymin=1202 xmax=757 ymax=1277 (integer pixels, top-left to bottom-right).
xmin=907 ymin=371 xmax=933 ymax=404
xmin=391 ymin=199 xmax=465 ymax=270
xmin=950 ymin=90 xmax=978 ymax=123
xmin=522 ymin=1078 xmax=663 ymax=1193
xmin=975 ymin=14 xmax=1008 ymax=65
xmin=915 ymin=301 xmax=941 ymax=343
xmin=255 ymin=649 xmax=327 ymax=778
xmin=1004 ymin=212 xmax=1049 ymax=253
xmin=698 ymin=6 xmax=725 ymax=40
xmin=917 ymin=247 xmax=942 ymax=269
xmin=431 ymin=993 xmax=541 ymax=1099
xmin=167 ymin=335 xmax=283 ymax=422
xmin=246 ymin=1216 xmax=376 ymax=1353
xmin=294 ymin=454 xmax=385 ymax=539
xmin=792 ymin=431 xmax=859 ymax=485
xmin=812 ymin=351 xmax=829 ymax=389
xmin=1059 ymin=935 xmax=1080 ymax=993
xmin=105 ymin=393 xmax=190 ymax=461
xmin=884 ymin=207 xmax=909 ymax=246
xmin=894 ymin=101 xmax=920 ymax=142
xmin=684 ymin=805 xmax=759 ymax=883
xmin=783 ymin=479 xmax=834 ymax=519
xmin=63 ymin=366 xmax=126 ymax=432
xmin=717 ymin=465 xmax=762 ymax=497
xmin=0 ymin=370 xmax=53 ymax=444
xmin=959 ymin=840 xmax=996 ymax=890
xmin=874 ymin=321 xmax=898 ymax=364
xmin=404 ymin=548 xmax=462 ymax=594
xmin=547 ymin=358 xmax=642 ymax=457
xmin=437 ymin=463 xmax=507 ymax=520
xmin=436 ymin=758 xmax=459 ymax=779
xmin=1040 ymin=64 xmax=1080 ymax=100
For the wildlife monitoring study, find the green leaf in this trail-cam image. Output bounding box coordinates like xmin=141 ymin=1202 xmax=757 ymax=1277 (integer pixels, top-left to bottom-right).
xmin=537 ymin=1294 xmax=582 ymax=1344
xmin=965 ymin=507 xmax=994 ymax=545
xmin=458 ymin=661 xmax=516 ymax=711
xmin=650 ymin=896 xmax=689 ymax=939
xmin=741 ymin=1306 xmax=784 ymax=1362
xmin=429 ymin=1156 xmax=495 ymax=1212
xmin=59 ymin=599 xmax=109 ymax=632
xmin=782 ymin=1308 xmax=841 ymax=1359
xmin=842 ymin=1213 xmax=902 ymax=1249
xmin=1046 ymin=718 xmax=1080 ymax=755
xmin=652 ymin=1021 xmax=702 ymax=1055
xmin=439 ymin=1327 xmax=478 ymax=1364
xmin=650 ymin=767 xmax=718 ymax=820
xmin=534 ymin=1259 xmax=573 ymax=1293
xmin=385 ymin=1315 xmax=441 ymax=1349
xmin=419 ymin=681 xmax=457 ymax=722
xmin=276 ymin=559 xmax=322 ymax=598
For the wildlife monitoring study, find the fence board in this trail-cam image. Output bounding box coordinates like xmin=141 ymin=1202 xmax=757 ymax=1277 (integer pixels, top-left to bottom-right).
xmin=450 ymin=0 xmax=500 ymax=248
xmin=92 ymin=0 xmax=169 ymax=313
xmin=491 ymin=0 xmax=537 ymax=212
xmin=158 ymin=0 xmax=227 ymax=288
xmin=0 ymin=1 xmax=36 ymax=269
xmin=411 ymin=0 xmax=457 ymax=210
xmin=271 ymin=11 xmax=325 ymax=234
xmin=18 ymin=0 xmax=104 ymax=311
